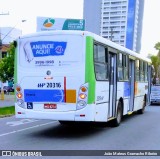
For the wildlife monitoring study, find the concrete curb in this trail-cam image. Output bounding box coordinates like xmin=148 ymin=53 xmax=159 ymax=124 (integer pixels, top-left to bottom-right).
xmin=0 ymin=114 xmax=14 ymax=118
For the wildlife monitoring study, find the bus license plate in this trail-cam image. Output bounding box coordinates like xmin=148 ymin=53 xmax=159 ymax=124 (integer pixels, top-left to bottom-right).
xmin=44 ymin=104 xmax=57 ymax=109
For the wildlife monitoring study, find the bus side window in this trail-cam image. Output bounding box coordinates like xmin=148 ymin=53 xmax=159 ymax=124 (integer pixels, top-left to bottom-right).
xmin=118 ymin=53 xmax=123 ymax=80
xmin=123 ymin=54 xmax=129 ymax=80
xmin=140 ymin=61 xmax=145 ymax=82
xmin=136 ymin=60 xmax=140 ymax=81
xmin=144 ymin=62 xmax=148 ymax=82
xmin=94 ymin=44 xmax=98 ymax=61
xmin=94 ymin=44 xmax=108 ymax=81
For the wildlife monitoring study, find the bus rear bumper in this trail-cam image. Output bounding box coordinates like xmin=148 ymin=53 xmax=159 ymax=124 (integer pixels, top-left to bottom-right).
xmin=15 ymin=104 xmax=95 ymax=122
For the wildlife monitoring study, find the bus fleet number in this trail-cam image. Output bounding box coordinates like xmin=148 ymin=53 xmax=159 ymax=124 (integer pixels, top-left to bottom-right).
xmin=37 ymin=83 xmax=61 ymax=88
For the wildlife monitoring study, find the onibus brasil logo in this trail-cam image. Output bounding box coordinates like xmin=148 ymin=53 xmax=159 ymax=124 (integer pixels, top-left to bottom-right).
xmin=43 ymin=18 xmax=55 ymax=28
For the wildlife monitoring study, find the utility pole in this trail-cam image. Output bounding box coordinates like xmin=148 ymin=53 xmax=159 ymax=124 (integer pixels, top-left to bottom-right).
xmin=0 ymin=11 xmax=9 ymax=100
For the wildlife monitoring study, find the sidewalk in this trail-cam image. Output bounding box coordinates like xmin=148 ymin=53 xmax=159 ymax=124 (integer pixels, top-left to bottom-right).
xmin=0 ymin=95 xmax=15 ymax=107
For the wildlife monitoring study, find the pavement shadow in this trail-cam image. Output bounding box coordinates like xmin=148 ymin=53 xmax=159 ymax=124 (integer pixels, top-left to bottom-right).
xmin=29 ymin=121 xmax=114 ymax=139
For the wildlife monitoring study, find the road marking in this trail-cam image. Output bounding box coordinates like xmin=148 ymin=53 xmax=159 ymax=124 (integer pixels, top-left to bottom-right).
xmin=6 ymin=119 xmax=39 ymax=126
xmin=0 ymin=121 xmax=57 ymax=137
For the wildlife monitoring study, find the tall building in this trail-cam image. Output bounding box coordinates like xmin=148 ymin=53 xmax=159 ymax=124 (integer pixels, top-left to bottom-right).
xmin=83 ymin=0 xmax=145 ymax=53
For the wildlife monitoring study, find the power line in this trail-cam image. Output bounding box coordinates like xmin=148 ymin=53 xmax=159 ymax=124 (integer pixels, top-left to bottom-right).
xmin=0 ymin=11 xmax=9 ymax=49
xmin=1 ymin=20 xmax=26 ymax=41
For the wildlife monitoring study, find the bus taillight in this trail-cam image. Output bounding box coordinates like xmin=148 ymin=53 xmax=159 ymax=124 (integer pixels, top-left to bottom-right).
xmin=79 ymin=93 xmax=87 ymax=99
xmin=80 ymin=86 xmax=87 ymax=92
xmin=16 ymin=85 xmax=21 ymax=92
xmin=77 ymin=83 xmax=88 ymax=110
xmin=16 ymin=92 xmax=23 ymax=99
xmin=15 ymin=84 xmax=25 ymax=108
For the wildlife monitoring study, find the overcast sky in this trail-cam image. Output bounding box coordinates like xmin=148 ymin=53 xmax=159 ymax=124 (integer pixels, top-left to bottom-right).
xmin=0 ymin=0 xmax=160 ymax=56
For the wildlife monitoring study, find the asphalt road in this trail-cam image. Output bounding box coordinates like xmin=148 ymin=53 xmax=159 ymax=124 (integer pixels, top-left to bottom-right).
xmin=0 ymin=105 xmax=160 ymax=159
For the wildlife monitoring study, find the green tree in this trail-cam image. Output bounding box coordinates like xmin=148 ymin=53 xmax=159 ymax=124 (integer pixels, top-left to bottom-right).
xmin=154 ymin=42 xmax=160 ymax=52
xmin=155 ymin=42 xmax=160 ymax=78
xmin=0 ymin=42 xmax=15 ymax=82
xmin=149 ymin=42 xmax=160 ymax=81
xmin=150 ymin=55 xmax=160 ymax=77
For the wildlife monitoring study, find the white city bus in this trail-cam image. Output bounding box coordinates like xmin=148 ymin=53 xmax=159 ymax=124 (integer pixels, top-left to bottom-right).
xmin=14 ymin=31 xmax=152 ymax=126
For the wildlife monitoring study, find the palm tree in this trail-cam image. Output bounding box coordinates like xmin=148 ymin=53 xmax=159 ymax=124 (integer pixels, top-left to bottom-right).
xmin=150 ymin=42 xmax=160 ymax=82
xmin=150 ymin=55 xmax=160 ymax=78
xmin=154 ymin=42 xmax=160 ymax=58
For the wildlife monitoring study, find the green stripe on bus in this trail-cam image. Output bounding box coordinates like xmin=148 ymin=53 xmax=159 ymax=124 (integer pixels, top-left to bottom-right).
xmin=85 ymin=36 xmax=96 ymax=104
xmin=14 ymin=44 xmax=18 ymax=86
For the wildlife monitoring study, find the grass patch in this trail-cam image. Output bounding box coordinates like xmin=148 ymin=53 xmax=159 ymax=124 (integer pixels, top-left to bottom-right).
xmin=9 ymin=92 xmax=15 ymax=95
xmin=0 ymin=106 xmax=15 ymax=117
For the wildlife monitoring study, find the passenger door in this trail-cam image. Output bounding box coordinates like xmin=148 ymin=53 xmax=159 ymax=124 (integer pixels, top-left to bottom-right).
xmin=108 ymin=48 xmax=117 ymax=118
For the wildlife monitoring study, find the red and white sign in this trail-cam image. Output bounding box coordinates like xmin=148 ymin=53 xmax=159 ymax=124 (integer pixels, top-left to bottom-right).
xmin=44 ymin=104 xmax=57 ymax=109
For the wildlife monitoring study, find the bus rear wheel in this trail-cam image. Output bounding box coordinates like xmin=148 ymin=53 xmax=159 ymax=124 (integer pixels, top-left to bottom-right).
xmin=59 ymin=121 xmax=74 ymax=126
xmin=137 ymin=97 xmax=146 ymax=114
xmin=111 ymin=102 xmax=123 ymax=127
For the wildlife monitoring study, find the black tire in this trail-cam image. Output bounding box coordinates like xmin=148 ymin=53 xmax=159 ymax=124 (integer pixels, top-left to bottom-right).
xmin=59 ymin=121 xmax=79 ymax=127
xmin=59 ymin=121 xmax=72 ymax=125
xmin=111 ymin=102 xmax=123 ymax=127
xmin=137 ymin=97 xmax=146 ymax=114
